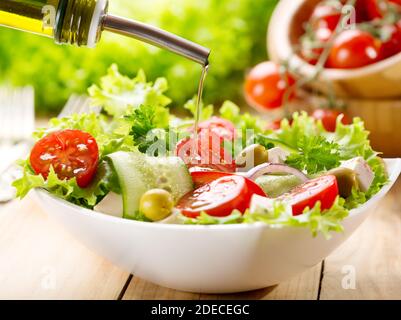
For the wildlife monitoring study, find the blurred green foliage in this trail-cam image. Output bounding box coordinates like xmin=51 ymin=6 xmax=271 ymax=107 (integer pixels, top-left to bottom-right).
xmin=0 ymin=0 xmax=278 ymax=115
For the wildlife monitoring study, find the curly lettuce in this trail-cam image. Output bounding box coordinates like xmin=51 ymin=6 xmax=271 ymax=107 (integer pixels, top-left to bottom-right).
xmin=13 ymin=160 xmax=117 ymax=208
xmin=180 ymin=197 xmax=348 ymax=239
xmin=88 ymin=64 xmax=171 ymax=118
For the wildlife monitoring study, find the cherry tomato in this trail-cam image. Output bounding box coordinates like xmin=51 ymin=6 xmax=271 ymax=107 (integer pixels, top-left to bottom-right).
xmin=389 ymin=0 xmax=401 ymax=6
xmin=196 ymin=117 xmax=236 ymax=141
xmin=301 ymin=27 xmax=333 ymax=65
xmin=177 ymin=173 xmax=264 ymax=218
xmin=312 ymin=109 xmax=351 ymax=132
xmin=310 ymin=2 xmax=342 ymax=31
xmin=266 ymin=119 xmax=283 ymax=131
xmin=190 ymin=171 xmax=266 ymax=198
xmin=379 ymin=23 xmax=401 ymax=60
xmin=266 ymin=118 xmax=293 ymax=131
xmin=244 ymin=61 xmax=295 ymax=110
xmin=30 ymin=129 xmax=99 ymax=188
xmin=176 ymin=130 xmax=236 ymax=173
xmin=327 ymin=29 xmax=381 ymax=69
xmin=355 ymin=0 xmax=384 ymax=21
xmin=279 ymin=175 xmax=339 ymax=216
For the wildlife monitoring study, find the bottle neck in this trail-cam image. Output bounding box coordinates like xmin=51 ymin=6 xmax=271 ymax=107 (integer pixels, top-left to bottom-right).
xmin=55 ymin=0 xmax=108 ymax=47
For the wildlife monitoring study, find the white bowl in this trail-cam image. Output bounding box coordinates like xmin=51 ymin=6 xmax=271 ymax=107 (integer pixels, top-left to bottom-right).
xmin=33 ymin=159 xmax=401 ymax=294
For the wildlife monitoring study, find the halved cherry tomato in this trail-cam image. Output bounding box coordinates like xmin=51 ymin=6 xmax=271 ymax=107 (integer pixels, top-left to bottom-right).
xmin=326 ymin=29 xmax=381 ymax=69
xmin=196 ymin=117 xmax=236 ymax=141
xmin=177 ymin=173 xmax=264 ymax=218
xmin=244 ymin=61 xmax=295 ymax=110
xmin=176 ymin=129 xmax=236 ymax=173
xmin=30 ymin=129 xmax=99 ymax=188
xmin=279 ymin=175 xmax=339 ymax=216
xmin=190 ymin=171 xmax=266 ymax=198
xmin=312 ymin=109 xmax=351 ymax=132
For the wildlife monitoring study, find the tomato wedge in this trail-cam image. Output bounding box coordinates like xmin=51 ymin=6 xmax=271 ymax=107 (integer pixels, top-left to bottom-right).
xmin=190 ymin=171 xmax=266 ymax=196
xmin=176 ymin=129 xmax=236 ymax=173
xmin=30 ymin=129 xmax=99 ymax=188
xmin=177 ymin=173 xmax=265 ymax=218
xmin=196 ymin=117 xmax=236 ymax=140
xmin=279 ymin=175 xmax=339 ymax=216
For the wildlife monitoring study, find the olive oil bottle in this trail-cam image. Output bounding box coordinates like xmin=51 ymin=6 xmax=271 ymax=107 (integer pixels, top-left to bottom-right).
xmin=0 ymin=0 xmax=210 ymax=65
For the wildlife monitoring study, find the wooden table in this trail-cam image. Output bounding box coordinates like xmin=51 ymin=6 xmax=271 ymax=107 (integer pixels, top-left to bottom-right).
xmin=0 ymin=179 xmax=400 ymax=300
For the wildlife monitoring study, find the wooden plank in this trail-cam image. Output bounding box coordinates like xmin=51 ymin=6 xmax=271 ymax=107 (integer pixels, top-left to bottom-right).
xmin=123 ymin=264 xmax=322 ymax=300
xmin=0 ymin=196 xmax=130 ymax=299
xmin=122 ymin=277 xmax=201 ymax=300
xmin=320 ymin=179 xmax=401 ymax=300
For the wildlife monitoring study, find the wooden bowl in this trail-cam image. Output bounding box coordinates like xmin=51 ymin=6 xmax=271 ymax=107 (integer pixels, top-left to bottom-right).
xmin=267 ymin=0 xmax=401 ymax=99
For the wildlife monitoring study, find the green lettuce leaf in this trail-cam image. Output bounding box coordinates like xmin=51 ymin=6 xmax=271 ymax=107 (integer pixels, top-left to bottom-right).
xmin=184 ymin=97 xmax=214 ymax=121
xmin=88 ymin=64 xmax=171 ymax=117
xmin=179 ymin=210 xmax=243 ymax=225
xmin=243 ymin=197 xmax=349 ymax=239
xmin=13 ymin=160 xmax=116 ymax=208
xmin=331 ymin=117 xmax=377 ymax=161
xmin=33 ymin=112 xmax=134 ymax=157
xmin=219 ymin=101 xmax=265 ymax=133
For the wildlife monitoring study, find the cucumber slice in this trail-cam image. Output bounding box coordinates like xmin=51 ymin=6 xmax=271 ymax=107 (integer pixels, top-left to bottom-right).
xmin=107 ymin=152 xmax=193 ymax=220
xmin=256 ymin=174 xmax=302 ymax=198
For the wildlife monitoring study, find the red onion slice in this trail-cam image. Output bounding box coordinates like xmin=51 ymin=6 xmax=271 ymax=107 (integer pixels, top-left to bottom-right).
xmin=244 ymin=163 xmax=309 ymax=182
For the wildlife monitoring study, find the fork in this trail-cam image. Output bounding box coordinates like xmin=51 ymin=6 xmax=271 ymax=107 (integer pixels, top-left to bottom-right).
xmin=0 ymin=93 xmax=93 ymax=203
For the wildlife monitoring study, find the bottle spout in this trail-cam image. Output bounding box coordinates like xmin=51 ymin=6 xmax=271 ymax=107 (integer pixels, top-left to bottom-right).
xmin=102 ymin=14 xmax=210 ymax=66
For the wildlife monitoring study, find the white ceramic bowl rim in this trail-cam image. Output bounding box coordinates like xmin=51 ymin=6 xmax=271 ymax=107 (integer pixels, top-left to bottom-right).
xmin=35 ymin=158 xmax=401 ymax=231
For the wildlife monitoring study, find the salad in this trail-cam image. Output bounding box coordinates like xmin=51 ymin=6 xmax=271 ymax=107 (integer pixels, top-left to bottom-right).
xmin=13 ymin=65 xmax=388 ymax=238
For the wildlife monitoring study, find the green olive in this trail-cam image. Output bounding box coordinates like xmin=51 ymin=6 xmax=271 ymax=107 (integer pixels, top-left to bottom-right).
xmin=139 ymin=189 xmax=174 ymax=222
xmin=327 ymin=167 xmax=358 ymax=198
xmin=236 ymin=144 xmax=269 ymax=170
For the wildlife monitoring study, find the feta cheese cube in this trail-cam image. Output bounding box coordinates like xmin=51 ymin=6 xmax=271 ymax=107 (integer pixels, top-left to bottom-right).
xmin=268 ymin=147 xmax=290 ymax=164
xmin=250 ymin=195 xmax=275 ymax=214
xmin=340 ymin=157 xmax=374 ymax=192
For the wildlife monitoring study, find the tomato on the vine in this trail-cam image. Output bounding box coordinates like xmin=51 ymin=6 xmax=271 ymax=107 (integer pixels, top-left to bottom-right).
xmin=301 ymin=26 xmax=333 ymax=65
xmin=379 ymin=23 xmax=401 ymax=59
xmin=311 ymin=2 xmax=342 ymax=31
xmin=312 ymin=109 xmax=351 ymax=132
xmin=355 ymin=0 xmax=384 ymax=21
xmin=244 ymin=61 xmax=295 ymax=110
xmin=326 ymin=29 xmax=381 ymax=69
xmin=30 ymin=129 xmax=99 ymax=188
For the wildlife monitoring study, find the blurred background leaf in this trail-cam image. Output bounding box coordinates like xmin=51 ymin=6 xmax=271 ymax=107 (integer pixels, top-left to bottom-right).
xmin=0 ymin=0 xmax=278 ymax=115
